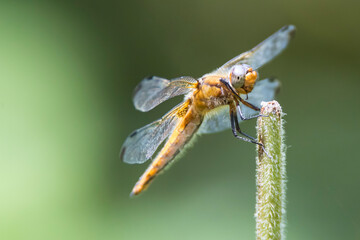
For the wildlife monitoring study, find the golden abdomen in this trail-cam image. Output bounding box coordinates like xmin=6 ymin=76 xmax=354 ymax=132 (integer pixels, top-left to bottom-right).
xmin=130 ymin=107 xmax=201 ymax=196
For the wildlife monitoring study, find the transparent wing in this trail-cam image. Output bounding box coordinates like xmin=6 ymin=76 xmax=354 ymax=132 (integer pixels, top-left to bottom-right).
xmin=120 ymin=104 xmax=182 ymax=164
xmin=215 ymin=25 xmax=295 ymax=73
xmin=133 ymin=76 xmax=197 ymax=112
xmin=198 ymin=78 xmax=280 ymax=134
xmin=240 ymin=78 xmax=280 ymax=117
xmin=197 ymin=105 xmax=231 ymax=134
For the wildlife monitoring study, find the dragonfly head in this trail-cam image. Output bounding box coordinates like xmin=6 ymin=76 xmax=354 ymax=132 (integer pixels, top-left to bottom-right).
xmin=229 ymin=64 xmax=258 ymax=94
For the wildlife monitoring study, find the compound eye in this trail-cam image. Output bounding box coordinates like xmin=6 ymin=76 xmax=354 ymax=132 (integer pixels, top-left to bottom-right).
xmin=230 ymin=65 xmax=247 ymax=88
xmin=232 ymin=65 xmax=246 ymax=78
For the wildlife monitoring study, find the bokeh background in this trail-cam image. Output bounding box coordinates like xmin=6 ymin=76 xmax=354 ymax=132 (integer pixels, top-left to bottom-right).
xmin=1 ymin=1 xmax=360 ymax=239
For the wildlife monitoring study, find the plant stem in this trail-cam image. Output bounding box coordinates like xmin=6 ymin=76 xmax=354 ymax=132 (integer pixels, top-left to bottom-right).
xmin=255 ymin=101 xmax=286 ymax=240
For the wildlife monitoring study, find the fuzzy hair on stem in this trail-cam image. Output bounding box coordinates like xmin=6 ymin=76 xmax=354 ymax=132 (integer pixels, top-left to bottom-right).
xmin=255 ymin=100 xmax=287 ymax=240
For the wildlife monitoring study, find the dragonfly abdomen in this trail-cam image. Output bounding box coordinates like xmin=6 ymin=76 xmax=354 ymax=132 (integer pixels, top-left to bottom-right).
xmin=130 ymin=107 xmax=202 ymax=196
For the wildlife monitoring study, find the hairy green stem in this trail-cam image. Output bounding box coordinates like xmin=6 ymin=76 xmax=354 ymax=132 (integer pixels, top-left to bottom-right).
xmin=255 ymin=101 xmax=286 ymax=240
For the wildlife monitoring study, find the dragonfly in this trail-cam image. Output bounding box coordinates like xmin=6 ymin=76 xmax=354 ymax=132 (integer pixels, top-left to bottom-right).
xmin=120 ymin=25 xmax=295 ymax=196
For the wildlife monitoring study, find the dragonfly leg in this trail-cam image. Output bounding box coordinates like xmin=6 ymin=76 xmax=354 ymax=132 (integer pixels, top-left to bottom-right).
xmin=220 ymin=78 xmax=261 ymax=112
xmin=230 ymin=107 xmax=257 ymax=142
xmin=236 ymin=103 xmax=268 ymax=121
xmin=230 ymin=103 xmax=273 ymax=159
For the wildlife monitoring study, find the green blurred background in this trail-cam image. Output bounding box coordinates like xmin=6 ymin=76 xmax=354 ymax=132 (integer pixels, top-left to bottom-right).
xmin=1 ymin=1 xmax=360 ymax=239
